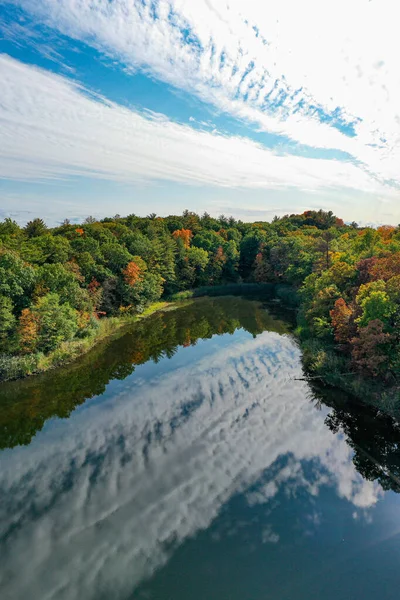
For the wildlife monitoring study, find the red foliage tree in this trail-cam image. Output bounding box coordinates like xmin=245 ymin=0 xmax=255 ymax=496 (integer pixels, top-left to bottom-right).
xmin=356 ymin=257 xmax=378 ymax=285
xmin=369 ymin=253 xmax=400 ymax=281
xmin=351 ymin=319 xmax=392 ymax=377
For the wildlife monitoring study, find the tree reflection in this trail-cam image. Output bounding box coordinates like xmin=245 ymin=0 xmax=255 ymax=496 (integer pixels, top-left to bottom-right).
xmin=0 ymin=296 xmax=289 ymax=449
xmin=315 ymin=384 xmax=400 ymax=494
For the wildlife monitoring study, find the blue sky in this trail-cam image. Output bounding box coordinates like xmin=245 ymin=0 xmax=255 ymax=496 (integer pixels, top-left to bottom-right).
xmin=1 ymin=0 xmax=399 ymax=225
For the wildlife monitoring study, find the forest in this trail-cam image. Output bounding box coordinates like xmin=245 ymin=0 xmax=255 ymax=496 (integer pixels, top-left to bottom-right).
xmin=1 ymin=208 xmax=400 ymax=403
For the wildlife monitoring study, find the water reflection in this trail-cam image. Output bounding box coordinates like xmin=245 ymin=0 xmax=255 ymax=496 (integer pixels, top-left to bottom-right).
xmin=0 ymin=296 xmax=289 ymax=449
xmin=0 ymin=297 xmax=399 ymax=600
xmin=325 ymin=402 xmax=400 ymax=493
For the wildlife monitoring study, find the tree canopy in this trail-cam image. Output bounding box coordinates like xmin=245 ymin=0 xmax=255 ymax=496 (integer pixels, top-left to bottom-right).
xmin=2 ymin=208 xmax=400 ymax=385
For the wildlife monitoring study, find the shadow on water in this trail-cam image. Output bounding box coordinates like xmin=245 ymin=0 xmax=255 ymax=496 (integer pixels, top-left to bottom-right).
xmin=0 ymin=295 xmax=290 ymax=450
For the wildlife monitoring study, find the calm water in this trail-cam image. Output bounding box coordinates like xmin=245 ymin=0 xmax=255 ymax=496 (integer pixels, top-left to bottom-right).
xmin=1 ymin=296 xmax=400 ymax=600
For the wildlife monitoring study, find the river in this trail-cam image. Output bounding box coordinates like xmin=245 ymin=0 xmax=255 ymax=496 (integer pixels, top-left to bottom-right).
xmin=1 ymin=295 xmax=400 ymax=600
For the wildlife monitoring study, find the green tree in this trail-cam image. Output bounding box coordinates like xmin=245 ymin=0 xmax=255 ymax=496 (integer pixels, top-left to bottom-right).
xmin=101 ymin=243 xmax=133 ymax=273
xmin=356 ymin=290 xmax=396 ymax=328
xmin=23 ymin=235 xmax=71 ymax=265
xmin=0 ymin=296 xmax=16 ymax=351
xmin=239 ymin=230 xmax=266 ymax=278
xmin=24 ymin=218 xmax=47 ymax=238
xmin=0 ymin=218 xmax=21 ymax=236
xmin=0 ymin=250 xmax=36 ymax=309
xmin=187 ymin=246 xmax=209 ymax=286
xmin=33 ymin=293 xmax=79 ymax=352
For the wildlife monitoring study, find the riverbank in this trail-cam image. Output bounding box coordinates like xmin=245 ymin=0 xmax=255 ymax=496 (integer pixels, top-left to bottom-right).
xmin=298 ymin=332 xmax=400 ymax=420
xmin=0 ymin=301 xmax=178 ymax=383
xmin=0 ymin=283 xmax=290 ymax=384
xmin=2 ymin=282 xmax=398 ymax=422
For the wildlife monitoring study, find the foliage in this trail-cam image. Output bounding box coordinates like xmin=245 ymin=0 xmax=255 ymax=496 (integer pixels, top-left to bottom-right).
xmin=351 ymin=320 xmax=392 ymax=377
xmin=0 ymin=295 xmax=16 ymax=352
xmin=122 ymin=259 xmax=145 ymax=286
xmin=356 ymin=290 xmax=396 ymax=328
xmin=24 ymin=218 xmax=47 ymax=238
xmin=330 ymin=298 xmax=354 ymax=345
xmin=0 ymin=250 xmax=36 ymax=310
xmin=2 ymin=208 xmax=400 ymax=387
xmin=172 ymin=228 xmax=192 ymax=248
xmin=33 ymin=293 xmax=79 ymax=353
xmin=18 ymin=308 xmax=39 ymax=353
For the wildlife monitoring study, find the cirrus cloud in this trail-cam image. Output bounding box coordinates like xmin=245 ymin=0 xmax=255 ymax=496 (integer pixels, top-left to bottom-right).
xmin=0 ymin=54 xmax=394 ymax=197
xmin=10 ymin=0 xmax=400 ymax=187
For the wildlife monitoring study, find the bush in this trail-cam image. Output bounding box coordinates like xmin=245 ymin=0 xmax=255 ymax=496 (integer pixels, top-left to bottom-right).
xmin=301 ymin=338 xmax=346 ymax=376
xmin=0 ymin=353 xmax=40 ymax=381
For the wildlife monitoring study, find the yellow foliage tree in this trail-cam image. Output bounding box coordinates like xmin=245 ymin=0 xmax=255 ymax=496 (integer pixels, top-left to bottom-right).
xmin=172 ymin=229 xmax=192 ymax=249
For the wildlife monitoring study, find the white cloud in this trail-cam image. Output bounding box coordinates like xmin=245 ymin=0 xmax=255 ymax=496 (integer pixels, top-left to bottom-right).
xmin=0 ymin=330 xmax=383 ymax=599
xmin=0 ymin=54 xmax=394 ymax=198
xmin=12 ymin=0 xmax=400 ymax=186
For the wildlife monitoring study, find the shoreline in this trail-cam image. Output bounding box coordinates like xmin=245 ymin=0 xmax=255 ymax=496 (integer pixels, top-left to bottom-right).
xmin=2 ymin=285 xmax=398 ymax=423
xmin=0 ymin=284 xmax=282 ymax=384
xmin=0 ymin=300 xmax=179 ymax=383
xmin=299 ymin=335 xmax=400 ymax=421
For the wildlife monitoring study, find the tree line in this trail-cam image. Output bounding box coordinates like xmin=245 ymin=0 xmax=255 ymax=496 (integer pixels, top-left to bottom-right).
xmin=1 ymin=208 xmax=400 ymax=388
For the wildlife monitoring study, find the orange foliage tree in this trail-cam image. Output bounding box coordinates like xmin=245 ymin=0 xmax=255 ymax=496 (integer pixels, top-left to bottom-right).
xmin=330 ymin=298 xmax=354 ymax=345
xmin=88 ymin=278 xmax=101 ymax=294
xmin=18 ymin=308 xmax=38 ymax=353
xmin=65 ymin=259 xmax=84 ymax=283
xmin=122 ymin=260 xmax=144 ymax=286
xmin=377 ymin=225 xmax=395 ymax=241
xmin=172 ymin=229 xmax=192 ymax=249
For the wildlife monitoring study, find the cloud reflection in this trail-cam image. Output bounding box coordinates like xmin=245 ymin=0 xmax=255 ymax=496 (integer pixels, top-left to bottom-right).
xmin=0 ymin=330 xmax=382 ymax=599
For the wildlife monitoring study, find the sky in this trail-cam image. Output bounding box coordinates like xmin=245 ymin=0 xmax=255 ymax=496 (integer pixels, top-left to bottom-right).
xmin=1 ymin=0 xmax=400 ymax=225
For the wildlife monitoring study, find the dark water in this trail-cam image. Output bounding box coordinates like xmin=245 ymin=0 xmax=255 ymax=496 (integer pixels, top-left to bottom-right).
xmin=1 ymin=296 xmax=400 ymax=600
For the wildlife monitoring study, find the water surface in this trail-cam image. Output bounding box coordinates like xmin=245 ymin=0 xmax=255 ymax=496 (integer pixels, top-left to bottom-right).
xmin=1 ymin=296 xmax=400 ymax=600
